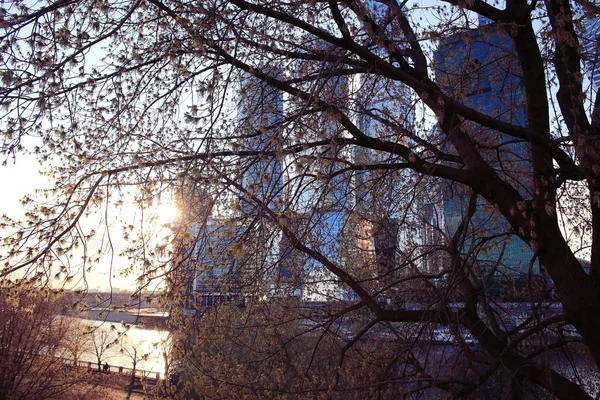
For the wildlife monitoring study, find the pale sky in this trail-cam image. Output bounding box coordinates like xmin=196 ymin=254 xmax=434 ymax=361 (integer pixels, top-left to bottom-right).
xmin=0 ymin=155 xmax=174 ymax=292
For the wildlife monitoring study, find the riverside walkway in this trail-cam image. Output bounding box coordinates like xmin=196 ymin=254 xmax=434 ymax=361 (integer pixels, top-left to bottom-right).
xmin=70 ymin=359 xmax=167 ymax=397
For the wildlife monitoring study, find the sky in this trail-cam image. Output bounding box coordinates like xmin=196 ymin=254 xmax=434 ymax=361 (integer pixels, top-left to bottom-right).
xmin=0 ymin=153 xmax=175 ymax=292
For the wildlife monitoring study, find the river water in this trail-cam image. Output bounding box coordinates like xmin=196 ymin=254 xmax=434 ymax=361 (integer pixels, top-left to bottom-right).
xmin=76 ymin=318 xmax=170 ymax=377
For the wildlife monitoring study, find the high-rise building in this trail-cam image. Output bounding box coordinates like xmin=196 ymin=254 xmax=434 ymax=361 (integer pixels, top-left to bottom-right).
xmin=186 ymin=217 xmax=244 ymax=308
xmin=347 ymin=1 xmax=420 ymax=278
xmin=433 ymin=17 xmax=540 ymax=285
xmin=266 ymin=52 xmax=356 ymax=301
xmin=177 ymin=71 xmax=287 ymax=312
xmin=581 ymin=9 xmax=600 ymax=88
xmin=351 ymin=69 xmax=423 ymax=282
xmin=238 ymin=71 xmax=285 ymax=216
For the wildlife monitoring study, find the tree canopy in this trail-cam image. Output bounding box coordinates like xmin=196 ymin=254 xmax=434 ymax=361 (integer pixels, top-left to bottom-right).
xmin=1 ymin=0 xmax=600 ymax=397
xmin=0 ymin=285 xmax=89 ymax=399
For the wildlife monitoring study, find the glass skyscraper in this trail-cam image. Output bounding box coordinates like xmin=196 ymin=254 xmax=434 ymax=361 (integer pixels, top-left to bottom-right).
xmin=434 ymin=16 xmax=539 ymax=283
xmin=188 ymin=217 xmax=244 ymax=308
xmin=353 ymin=74 xmax=419 ymax=277
xmin=181 ymin=71 xmax=287 ymax=311
xmin=238 ymin=71 xmax=285 ymax=216
xmin=276 ymin=61 xmax=355 ymax=301
xmin=582 ymin=10 xmax=600 ymax=88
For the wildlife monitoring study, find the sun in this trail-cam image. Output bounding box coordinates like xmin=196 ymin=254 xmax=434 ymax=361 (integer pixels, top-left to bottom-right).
xmin=154 ymin=202 xmax=179 ymax=226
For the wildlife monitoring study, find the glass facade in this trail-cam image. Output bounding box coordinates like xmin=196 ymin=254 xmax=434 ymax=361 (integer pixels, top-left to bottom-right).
xmin=238 ymin=71 xmax=285 ymax=216
xmin=582 ymin=12 xmax=600 ymax=88
xmin=434 ymin=20 xmax=539 ymax=278
xmin=184 ymin=217 xmax=245 ymax=310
